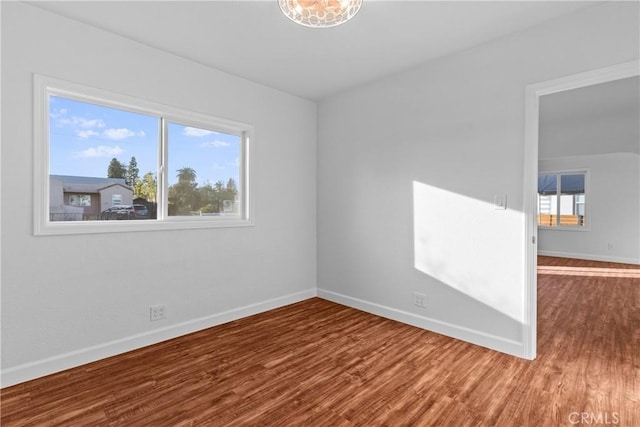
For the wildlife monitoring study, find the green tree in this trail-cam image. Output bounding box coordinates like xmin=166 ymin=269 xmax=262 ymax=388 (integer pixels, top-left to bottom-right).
xmin=198 ymin=182 xmax=221 ymax=213
xmin=221 ymin=178 xmax=238 ymax=213
xmin=133 ymin=181 xmax=143 ymax=199
xmin=177 ymin=167 xmax=197 ymax=184
xmin=134 ymin=171 xmax=157 ymax=202
xmin=169 ymin=167 xmax=200 ymax=214
xmin=196 ymin=178 xmax=238 ymax=214
xmin=198 ymin=182 xmax=217 ymax=213
xmin=126 ymin=156 xmax=140 ymax=187
xmin=226 ymin=178 xmax=237 ymax=193
xmin=107 ymin=158 xmax=126 ymax=179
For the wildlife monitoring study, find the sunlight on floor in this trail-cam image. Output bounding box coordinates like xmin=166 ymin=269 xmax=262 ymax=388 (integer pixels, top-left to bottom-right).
xmin=537 ymin=265 xmax=640 ymax=278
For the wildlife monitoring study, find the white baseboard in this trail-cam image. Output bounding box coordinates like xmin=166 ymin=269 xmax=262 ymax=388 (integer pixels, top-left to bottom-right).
xmin=317 ymin=289 xmax=525 ymax=359
xmin=1 ymin=288 xmax=316 ymax=388
xmin=538 ymin=250 xmax=639 ymax=265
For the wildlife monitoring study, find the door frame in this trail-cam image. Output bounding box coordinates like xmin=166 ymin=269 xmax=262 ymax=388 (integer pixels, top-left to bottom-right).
xmin=522 ymin=60 xmax=639 ymax=359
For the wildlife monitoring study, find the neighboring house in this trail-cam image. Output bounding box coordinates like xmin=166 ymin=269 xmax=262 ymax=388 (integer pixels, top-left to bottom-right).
xmin=49 ymin=175 xmax=133 ymax=221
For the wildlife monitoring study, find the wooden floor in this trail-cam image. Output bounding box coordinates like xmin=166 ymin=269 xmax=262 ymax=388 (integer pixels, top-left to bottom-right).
xmin=2 ymin=257 xmax=638 ymax=426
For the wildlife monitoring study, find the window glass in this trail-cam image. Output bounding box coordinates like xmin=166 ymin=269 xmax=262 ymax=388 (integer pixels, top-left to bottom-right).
xmin=167 ymin=123 xmax=242 ymax=218
xmin=537 ymin=172 xmax=586 ymax=228
xmin=559 ymin=174 xmax=585 ymax=226
xmin=69 ymin=195 xmax=91 ymax=207
xmin=49 ymin=95 xmax=158 ymax=221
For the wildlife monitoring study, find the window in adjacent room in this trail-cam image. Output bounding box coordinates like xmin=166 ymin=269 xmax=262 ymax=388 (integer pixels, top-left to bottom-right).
xmin=35 ymin=75 xmax=253 ymax=235
xmin=537 ymin=171 xmax=588 ymax=228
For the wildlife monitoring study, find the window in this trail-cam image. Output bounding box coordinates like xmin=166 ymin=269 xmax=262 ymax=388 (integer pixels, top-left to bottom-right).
xmin=538 ymin=171 xmax=587 ymax=228
xmin=166 ymin=123 xmax=242 ymax=218
xmin=70 ymin=195 xmax=91 ymax=207
xmin=34 ymin=75 xmax=253 ymax=235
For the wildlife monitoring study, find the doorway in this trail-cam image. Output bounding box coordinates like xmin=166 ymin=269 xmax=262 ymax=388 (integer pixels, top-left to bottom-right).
xmin=522 ymin=60 xmax=640 ymax=359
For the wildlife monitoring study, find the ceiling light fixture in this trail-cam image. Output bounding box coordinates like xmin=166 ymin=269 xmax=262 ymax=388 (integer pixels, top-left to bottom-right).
xmin=278 ymin=0 xmax=363 ymax=28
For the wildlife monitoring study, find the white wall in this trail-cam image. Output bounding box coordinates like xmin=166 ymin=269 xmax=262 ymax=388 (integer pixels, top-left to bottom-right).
xmin=317 ymin=2 xmax=639 ymax=357
xmin=540 ymin=109 xmax=639 ymax=158
xmin=538 ymin=153 xmax=640 ymax=264
xmin=1 ymin=2 xmax=317 ymax=386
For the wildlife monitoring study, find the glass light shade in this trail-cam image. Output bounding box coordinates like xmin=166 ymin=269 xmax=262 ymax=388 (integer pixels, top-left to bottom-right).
xmin=278 ymin=0 xmax=363 ymax=28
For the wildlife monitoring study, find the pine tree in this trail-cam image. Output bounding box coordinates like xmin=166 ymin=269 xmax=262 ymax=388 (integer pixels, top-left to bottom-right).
xmin=107 ymin=158 xmax=126 ymax=179
xmin=126 ymin=156 xmax=140 ymax=187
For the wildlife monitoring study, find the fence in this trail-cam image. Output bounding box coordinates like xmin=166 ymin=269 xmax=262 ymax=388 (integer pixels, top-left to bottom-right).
xmin=538 ymin=214 xmax=585 ymax=226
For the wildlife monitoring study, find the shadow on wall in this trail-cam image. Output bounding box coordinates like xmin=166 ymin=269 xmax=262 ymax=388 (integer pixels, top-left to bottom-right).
xmin=412 ymin=180 xmax=525 ymax=326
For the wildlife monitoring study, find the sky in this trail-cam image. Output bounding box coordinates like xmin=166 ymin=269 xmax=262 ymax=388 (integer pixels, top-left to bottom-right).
xmin=49 ymin=96 xmax=241 ymax=187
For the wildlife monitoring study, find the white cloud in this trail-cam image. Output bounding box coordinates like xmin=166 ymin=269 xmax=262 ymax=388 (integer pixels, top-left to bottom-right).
xmin=184 ymin=127 xmax=217 ymax=137
xmin=78 ymin=118 xmax=106 ymax=128
xmin=102 ymin=128 xmax=144 ymax=140
xmin=59 ymin=116 xmax=106 ymax=128
xmin=200 ymin=140 xmax=231 ymax=148
xmin=74 ymin=145 xmax=124 ymax=158
xmin=76 ymin=130 xmax=100 ymax=139
xmin=50 ymin=108 xmax=67 ymax=119
xmin=210 ymin=157 xmax=240 ymax=171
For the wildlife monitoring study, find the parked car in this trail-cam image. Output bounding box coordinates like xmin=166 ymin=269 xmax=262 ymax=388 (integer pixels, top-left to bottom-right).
xmin=133 ymin=204 xmax=150 ymax=219
xmin=100 ymin=205 xmax=135 ymax=220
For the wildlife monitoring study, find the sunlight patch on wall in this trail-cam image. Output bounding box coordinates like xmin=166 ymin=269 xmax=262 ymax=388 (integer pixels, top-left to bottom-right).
xmin=413 ymin=181 xmax=524 ymax=321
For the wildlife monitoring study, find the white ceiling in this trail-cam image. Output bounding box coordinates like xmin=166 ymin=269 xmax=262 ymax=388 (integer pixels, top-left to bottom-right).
xmin=541 ymin=76 xmax=640 ymax=124
xmin=31 ymin=1 xmax=599 ymax=101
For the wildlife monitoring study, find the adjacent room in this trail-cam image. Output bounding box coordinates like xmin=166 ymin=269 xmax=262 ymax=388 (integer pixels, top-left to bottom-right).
xmin=1 ymin=1 xmax=638 ymax=425
xmin=538 ymin=77 xmax=639 ymax=263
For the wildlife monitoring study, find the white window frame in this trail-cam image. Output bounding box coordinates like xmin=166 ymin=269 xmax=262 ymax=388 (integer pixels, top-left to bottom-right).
xmin=34 ymin=75 xmax=254 ymax=236
xmin=537 ymin=169 xmax=590 ymax=231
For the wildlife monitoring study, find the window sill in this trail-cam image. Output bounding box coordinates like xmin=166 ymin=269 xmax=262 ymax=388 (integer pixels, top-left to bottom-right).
xmin=34 ymin=217 xmax=254 ymax=236
xmin=537 ymin=225 xmax=590 ymax=232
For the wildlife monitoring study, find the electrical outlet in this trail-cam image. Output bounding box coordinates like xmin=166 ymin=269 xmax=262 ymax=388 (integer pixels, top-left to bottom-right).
xmin=414 ymin=292 xmax=426 ymax=308
xmin=150 ymin=304 xmax=166 ymax=321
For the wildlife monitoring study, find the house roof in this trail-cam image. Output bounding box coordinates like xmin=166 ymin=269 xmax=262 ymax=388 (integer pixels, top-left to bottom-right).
xmin=97 ymin=183 xmax=131 ymax=192
xmin=50 ymin=175 xmax=130 ymax=193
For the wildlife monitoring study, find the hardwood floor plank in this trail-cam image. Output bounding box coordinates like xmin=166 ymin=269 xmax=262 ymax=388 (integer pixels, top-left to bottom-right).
xmin=2 ymin=257 xmax=638 ymax=426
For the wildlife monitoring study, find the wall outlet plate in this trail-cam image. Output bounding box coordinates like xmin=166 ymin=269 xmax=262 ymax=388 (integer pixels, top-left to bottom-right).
xmin=414 ymin=292 xmax=426 ymax=308
xmin=150 ymin=304 xmax=166 ymax=321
